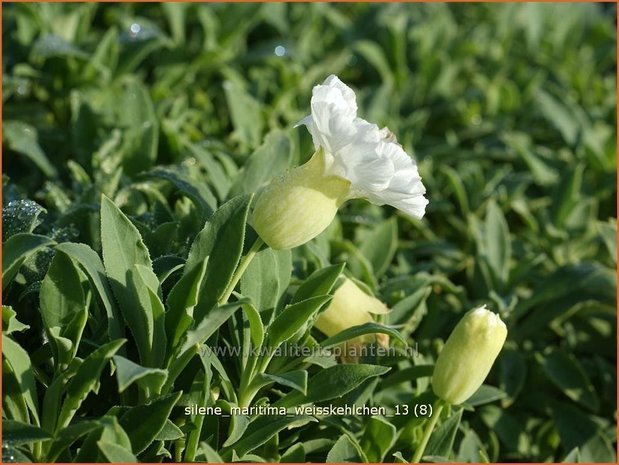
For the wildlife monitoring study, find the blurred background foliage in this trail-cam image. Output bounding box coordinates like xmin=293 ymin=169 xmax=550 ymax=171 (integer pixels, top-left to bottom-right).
xmin=3 ymin=2 xmax=617 ymax=463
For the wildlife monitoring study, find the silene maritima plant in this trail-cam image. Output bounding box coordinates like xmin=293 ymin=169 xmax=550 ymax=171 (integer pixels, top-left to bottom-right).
xmin=4 ymin=4 xmax=616 ymax=464
xmin=3 ymin=70 xmax=510 ymax=463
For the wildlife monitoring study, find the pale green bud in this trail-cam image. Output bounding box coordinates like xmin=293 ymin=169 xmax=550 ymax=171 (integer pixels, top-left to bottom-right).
xmin=252 ymin=150 xmax=351 ymax=250
xmin=314 ymin=278 xmax=390 ymax=360
xmin=431 ymin=305 xmax=507 ymax=405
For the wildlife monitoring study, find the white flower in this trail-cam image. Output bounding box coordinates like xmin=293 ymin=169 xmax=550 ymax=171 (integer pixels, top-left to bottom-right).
xmin=252 ymin=75 xmax=429 ymax=250
xmin=298 ymin=75 xmax=428 ymax=219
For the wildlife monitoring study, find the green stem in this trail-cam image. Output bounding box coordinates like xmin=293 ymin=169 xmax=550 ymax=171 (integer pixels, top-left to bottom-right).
xmin=218 ymin=237 xmax=264 ymax=306
xmin=412 ymin=401 xmax=444 ymax=463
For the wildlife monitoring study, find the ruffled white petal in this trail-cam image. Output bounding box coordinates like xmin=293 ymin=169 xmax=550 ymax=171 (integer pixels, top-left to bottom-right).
xmin=299 ymin=75 xmax=429 ymax=219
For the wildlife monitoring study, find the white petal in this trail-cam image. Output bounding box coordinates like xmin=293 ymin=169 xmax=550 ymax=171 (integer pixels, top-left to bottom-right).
xmin=296 ymin=75 xmax=429 ymax=219
xmin=358 ymin=140 xmax=428 ymax=219
xmin=321 ymin=75 xmax=358 ymax=115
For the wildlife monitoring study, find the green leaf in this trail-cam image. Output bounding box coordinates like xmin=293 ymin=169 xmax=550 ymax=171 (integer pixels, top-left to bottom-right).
xmin=143 ymin=166 xmax=216 ymax=221
xmin=182 ymin=194 xmax=252 ymax=320
xmin=222 ymin=411 xmax=250 ymax=448
xmin=597 ymin=219 xmax=617 ymax=265
xmin=281 ymin=443 xmax=306 ymax=462
xmin=76 ymin=415 xmax=133 ymax=463
xmin=154 ymin=419 xmax=184 ymax=441
xmin=262 ymin=370 xmax=308 ymax=395
xmin=225 ymin=415 xmax=315 ymax=457
xmin=2 ymin=334 xmax=40 ymax=425
xmin=579 ymin=432 xmax=617 ymax=462
xmin=319 ymin=322 xmax=407 ymax=348
xmin=382 ymin=365 xmax=434 ymax=389
xmin=292 ymin=263 xmax=345 ymax=304
xmin=3 ymin=121 xmax=57 ymax=177
xmin=185 ymin=142 xmax=233 ymax=200
xmin=229 ymin=129 xmax=294 ymax=197
xmin=388 ymin=287 xmax=432 ymax=333
xmin=480 ymin=405 xmax=528 ymax=453
xmin=536 ymin=90 xmax=580 ymax=145
xmin=112 ymin=355 xmax=167 ymax=394
xmin=3 ymin=233 xmax=55 ymax=290
xmin=57 ymin=339 xmax=125 ymax=430
xmin=326 ymin=434 xmax=362 ymax=463
xmin=457 ymin=428 xmax=488 ymax=463
xmin=275 ymin=364 xmax=390 ymax=407
xmin=562 ymin=447 xmax=581 ymax=463
xmin=97 ymin=441 xmax=138 ymax=462
xmin=425 ymin=407 xmax=463 ymax=458
xmin=243 ymin=302 xmax=264 ymax=348
xmin=483 ymin=200 xmax=511 ymax=286
xmin=55 ymin=242 xmax=123 ymax=341
xmin=118 ymin=392 xmax=182 ymax=454
xmin=499 ymin=349 xmax=527 ymax=407
xmin=180 ymin=301 xmax=245 ymax=355
xmin=131 ymin=264 xmax=168 ymax=367
xmin=3 ymin=420 xmax=52 ymax=446
xmin=550 ymin=400 xmax=598 ymax=451
xmin=166 ymin=258 xmax=208 ymax=353
xmin=223 ymin=79 xmax=264 ymax=151
xmin=360 ymin=416 xmax=397 ymax=462
xmin=2 ymin=199 xmax=46 ymax=241
xmin=46 ymin=420 xmax=101 ymax=463
xmin=541 ymin=350 xmax=599 ymax=411
xmin=200 ymin=441 xmax=224 ymax=462
xmin=2 ymin=306 xmax=30 ymax=334
xmin=40 ymin=251 xmax=87 ymax=365
xmin=119 ymin=78 xmax=159 ymax=175
xmin=466 ymin=385 xmax=507 ymax=407
xmin=267 ymin=296 xmax=331 ymax=348
xmin=359 ymin=218 xmax=398 ymax=278
xmin=100 ymin=195 xmax=156 ymax=364
xmin=100 ymin=194 xmax=152 ymax=282
xmin=240 ymin=247 xmax=291 ymax=311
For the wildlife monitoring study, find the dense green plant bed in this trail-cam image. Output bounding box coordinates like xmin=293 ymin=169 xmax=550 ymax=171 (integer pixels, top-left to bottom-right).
xmin=2 ymin=3 xmax=616 ymax=463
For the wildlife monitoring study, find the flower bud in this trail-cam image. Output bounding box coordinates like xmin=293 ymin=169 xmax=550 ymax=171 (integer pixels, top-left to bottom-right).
xmin=431 ymin=305 xmax=507 ymax=405
xmin=314 ymin=278 xmax=390 ymax=361
xmin=252 ymin=150 xmax=351 ymax=250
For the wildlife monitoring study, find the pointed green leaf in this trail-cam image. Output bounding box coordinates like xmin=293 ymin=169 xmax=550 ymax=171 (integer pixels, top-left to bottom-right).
xmin=40 ymin=251 xmax=86 ymax=364
xmin=292 ymin=263 xmax=345 ymax=304
xmin=263 ymin=370 xmax=308 ymax=395
xmin=3 ymin=233 xmax=55 ymax=290
xmin=166 ymin=258 xmax=208 ymax=352
xmin=97 ymin=441 xmax=138 ymax=462
xmin=2 ymin=306 xmax=30 ymax=334
xmin=57 ymin=339 xmax=125 ymax=430
xmin=425 ymin=407 xmax=463 ymax=458
xmin=361 ymin=417 xmax=397 ymax=462
xmin=327 ymin=434 xmax=362 ymax=463
xmin=118 ymin=392 xmax=181 ymax=454
xmin=240 ymin=247 xmax=291 ymax=311
xmin=182 ymin=194 xmax=252 ymax=320
xmin=359 ymin=218 xmax=398 ymax=278
xmin=112 ymin=355 xmax=167 ymax=394
xmin=319 ymin=322 xmax=407 ymax=348
xmin=276 ymin=364 xmax=390 ymax=407
xmin=3 ymin=420 xmax=51 ymax=446
xmin=2 ymin=334 xmax=40 ymax=425
xmin=267 ymin=296 xmax=331 ymax=348
xmin=54 ymin=242 xmax=123 ymax=341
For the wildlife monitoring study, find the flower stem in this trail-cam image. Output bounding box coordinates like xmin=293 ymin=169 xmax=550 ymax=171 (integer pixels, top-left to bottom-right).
xmin=218 ymin=237 xmax=264 ymax=306
xmin=412 ymin=401 xmax=445 ymax=463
